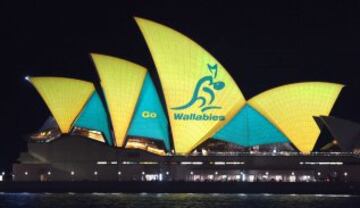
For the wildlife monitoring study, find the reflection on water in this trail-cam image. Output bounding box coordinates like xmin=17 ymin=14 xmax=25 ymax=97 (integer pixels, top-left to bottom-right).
xmin=0 ymin=193 xmax=359 ymax=208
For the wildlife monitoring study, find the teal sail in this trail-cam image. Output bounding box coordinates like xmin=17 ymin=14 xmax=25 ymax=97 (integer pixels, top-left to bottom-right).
xmin=213 ymin=104 xmax=288 ymax=146
xmin=74 ymin=91 xmax=113 ymax=145
xmin=128 ymin=73 xmax=170 ymax=151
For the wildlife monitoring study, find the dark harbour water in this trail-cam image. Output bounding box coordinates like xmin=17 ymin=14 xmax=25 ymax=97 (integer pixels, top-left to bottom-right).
xmin=0 ymin=193 xmax=359 ymax=208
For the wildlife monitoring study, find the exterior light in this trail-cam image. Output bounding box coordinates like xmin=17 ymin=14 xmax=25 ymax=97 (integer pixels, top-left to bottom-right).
xmin=24 ymin=171 xmax=28 ymax=176
xmin=166 ymin=171 xmax=169 ymax=175
xmin=24 ymin=76 xmax=30 ymax=81
xmin=118 ymin=171 xmax=122 ymax=175
xmin=291 ymin=172 xmax=295 ymax=175
xmin=142 ymin=171 xmax=145 ymax=175
xmin=265 ymin=172 xmax=269 ymax=175
xmin=94 ymin=171 xmax=98 ymax=175
xmin=71 ymin=171 xmax=75 ymax=175
xmin=190 ymin=171 xmax=194 ymax=175
xmin=215 ymin=171 xmax=218 ymax=175
xmin=1 ymin=172 xmax=5 ymax=176
xmin=317 ymin=172 xmax=321 ymax=176
xmin=47 ymin=171 xmax=51 ymax=175
xmin=344 ymin=172 xmax=348 ymax=176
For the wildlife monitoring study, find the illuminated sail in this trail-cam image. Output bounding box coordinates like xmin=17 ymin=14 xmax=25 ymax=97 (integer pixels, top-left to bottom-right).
xmin=248 ymin=82 xmax=344 ymax=153
xmin=91 ymin=53 xmax=147 ymax=147
xmin=135 ymin=17 xmax=246 ymax=154
xmin=28 ymin=77 xmax=94 ymax=133
xmin=127 ymin=73 xmax=170 ymax=150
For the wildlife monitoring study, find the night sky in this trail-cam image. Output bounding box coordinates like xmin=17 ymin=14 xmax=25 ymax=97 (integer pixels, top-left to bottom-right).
xmin=1 ymin=1 xmax=360 ymax=170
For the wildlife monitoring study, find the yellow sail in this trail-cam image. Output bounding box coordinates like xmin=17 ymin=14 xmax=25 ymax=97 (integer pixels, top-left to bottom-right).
xmin=248 ymin=82 xmax=344 ymax=153
xmin=28 ymin=77 xmax=94 ymax=133
xmin=91 ymin=53 xmax=147 ymax=147
xmin=135 ymin=17 xmax=246 ymax=154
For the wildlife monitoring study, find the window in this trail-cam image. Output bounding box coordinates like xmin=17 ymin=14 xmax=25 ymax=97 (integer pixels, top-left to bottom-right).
xmin=180 ymin=161 xmax=203 ymax=165
xmin=300 ymin=161 xmax=343 ymax=165
xmin=122 ymin=161 xmax=137 ymax=164
xmin=225 ymin=162 xmax=245 ymax=165
xmin=139 ymin=161 xmax=158 ymax=164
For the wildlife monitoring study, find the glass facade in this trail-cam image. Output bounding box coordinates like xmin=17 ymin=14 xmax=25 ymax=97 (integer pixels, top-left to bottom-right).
xmin=74 ymin=91 xmax=113 ymax=145
xmin=214 ymin=104 xmax=289 ymax=146
xmin=127 ymin=73 xmax=170 ymax=150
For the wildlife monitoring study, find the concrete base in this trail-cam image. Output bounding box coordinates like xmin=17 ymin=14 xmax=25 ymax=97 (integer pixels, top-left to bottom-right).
xmin=0 ymin=181 xmax=359 ymax=194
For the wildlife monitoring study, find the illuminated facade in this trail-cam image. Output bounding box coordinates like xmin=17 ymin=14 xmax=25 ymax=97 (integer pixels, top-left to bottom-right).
xmin=13 ymin=17 xmax=360 ymax=183
xmin=28 ymin=77 xmax=95 ymax=133
xmin=24 ymin=17 xmax=345 ymax=155
xmin=91 ymin=53 xmax=147 ymax=147
xmin=135 ymin=17 xmax=246 ymax=154
xmin=248 ymin=82 xmax=343 ymax=153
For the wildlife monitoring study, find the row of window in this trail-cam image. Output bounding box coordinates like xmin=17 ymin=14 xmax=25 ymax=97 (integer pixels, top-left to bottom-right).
xmin=96 ymin=161 xmax=246 ymax=165
xmin=299 ymin=162 xmax=343 ymax=165
xmin=97 ymin=161 xmax=344 ymax=166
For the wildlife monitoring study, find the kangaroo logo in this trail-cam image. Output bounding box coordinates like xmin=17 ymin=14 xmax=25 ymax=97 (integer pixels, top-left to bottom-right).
xmin=172 ymin=64 xmax=225 ymax=112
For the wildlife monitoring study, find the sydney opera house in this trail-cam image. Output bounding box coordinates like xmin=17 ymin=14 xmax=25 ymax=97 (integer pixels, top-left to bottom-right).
xmin=12 ymin=17 xmax=360 ymax=183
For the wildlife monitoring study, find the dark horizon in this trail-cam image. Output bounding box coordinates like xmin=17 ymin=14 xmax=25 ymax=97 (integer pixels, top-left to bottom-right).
xmin=1 ymin=0 xmax=360 ymax=169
